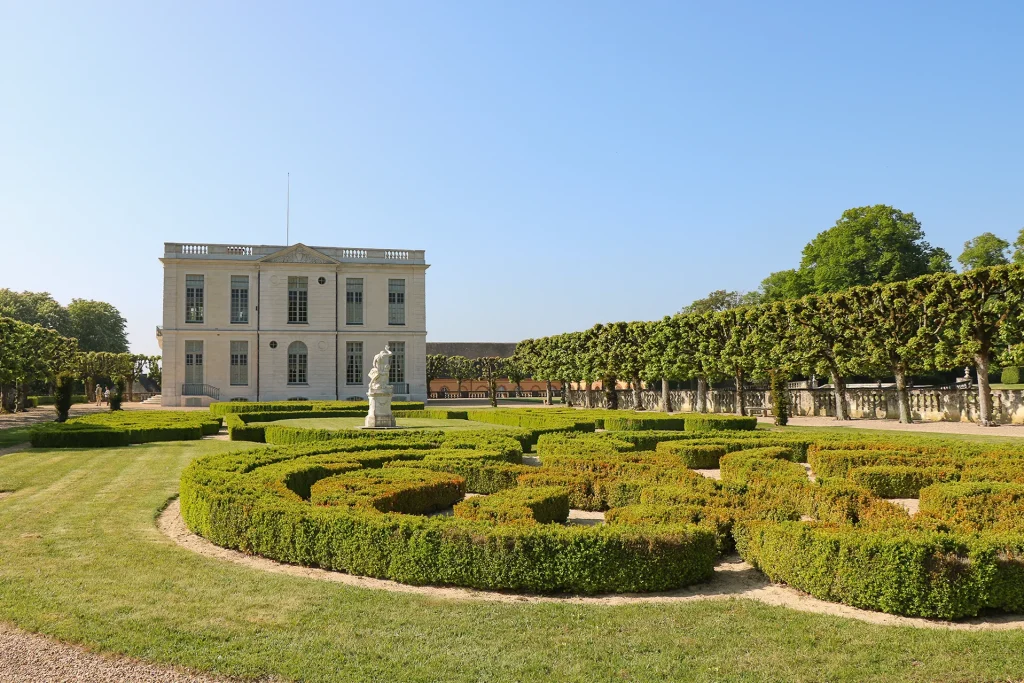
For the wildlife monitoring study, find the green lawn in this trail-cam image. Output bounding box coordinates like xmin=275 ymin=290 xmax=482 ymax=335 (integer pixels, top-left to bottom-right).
xmin=258 ymin=416 xmax=515 ymax=431
xmin=0 ymin=426 xmax=31 ymax=448
xmin=2 ymin=441 xmax=1024 ymax=680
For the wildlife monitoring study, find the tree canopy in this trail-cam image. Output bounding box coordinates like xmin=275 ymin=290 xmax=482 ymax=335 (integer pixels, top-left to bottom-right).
xmin=799 ymin=205 xmax=951 ymax=292
xmin=0 ymin=290 xmax=129 ymax=353
xmin=959 ymin=232 xmax=1011 ymax=271
xmin=67 ymin=299 xmax=129 ymax=353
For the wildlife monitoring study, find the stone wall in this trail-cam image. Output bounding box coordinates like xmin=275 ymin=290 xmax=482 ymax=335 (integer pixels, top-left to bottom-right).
xmin=565 ymin=387 xmax=1024 ymax=424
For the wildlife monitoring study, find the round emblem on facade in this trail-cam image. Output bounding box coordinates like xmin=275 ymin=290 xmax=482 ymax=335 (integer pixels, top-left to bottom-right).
xmin=270 ymin=275 xmax=280 ymax=286
xmin=317 ymin=340 xmax=328 ymax=352
xmin=318 ymin=276 xmax=326 ymax=285
xmin=269 ymin=340 xmax=278 ymax=349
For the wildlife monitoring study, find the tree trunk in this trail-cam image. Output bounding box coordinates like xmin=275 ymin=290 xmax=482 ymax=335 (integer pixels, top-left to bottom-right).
xmin=661 ymin=378 xmax=670 ymax=413
xmin=456 ymin=379 xmax=463 ymax=393
xmin=489 ymin=377 xmax=498 ymax=408
xmin=696 ymin=377 xmax=708 ymax=413
xmin=631 ymin=375 xmax=643 ymax=411
xmin=831 ymin=372 xmax=849 ymax=420
xmin=734 ymin=369 xmax=745 ymax=416
xmin=894 ymin=366 xmax=913 ymax=424
xmin=584 ymin=382 xmax=592 ymax=408
xmin=515 ymin=381 xmax=522 ymax=397
xmin=0 ymin=384 xmax=14 ymax=413
xmin=976 ymin=352 xmax=996 ymax=426
xmin=15 ymin=382 xmax=29 ymax=412
xmin=545 ymin=380 xmax=552 ymax=405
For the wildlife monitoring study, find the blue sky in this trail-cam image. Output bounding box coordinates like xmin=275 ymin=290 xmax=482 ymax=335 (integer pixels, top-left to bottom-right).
xmin=2 ymin=1 xmax=1022 ymax=356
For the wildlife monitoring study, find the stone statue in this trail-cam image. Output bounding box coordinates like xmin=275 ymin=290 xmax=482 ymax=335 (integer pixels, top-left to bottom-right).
xmin=367 ymin=344 xmax=393 ymax=394
xmin=365 ymin=344 xmax=397 ymax=428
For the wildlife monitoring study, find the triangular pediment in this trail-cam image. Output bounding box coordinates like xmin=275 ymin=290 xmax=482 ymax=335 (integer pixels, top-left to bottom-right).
xmin=258 ymin=243 xmax=339 ymax=265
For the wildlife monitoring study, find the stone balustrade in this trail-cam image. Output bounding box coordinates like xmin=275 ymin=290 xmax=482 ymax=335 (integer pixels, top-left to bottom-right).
xmin=163 ymin=243 xmax=426 ymax=264
xmin=566 ymin=387 xmax=1024 ymax=424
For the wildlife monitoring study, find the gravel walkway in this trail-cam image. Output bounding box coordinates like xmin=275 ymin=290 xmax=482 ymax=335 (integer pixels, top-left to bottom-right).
xmin=0 ymin=622 xmax=248 ymax=682
xmin=0 ymin=404 xmax=106 ymax=429
xmin=759 ymin=415 xmax=1024 ymax=436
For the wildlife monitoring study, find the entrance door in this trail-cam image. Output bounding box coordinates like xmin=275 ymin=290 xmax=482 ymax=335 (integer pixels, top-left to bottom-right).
xmin=185 ymin=340 xmax=204 ymax=386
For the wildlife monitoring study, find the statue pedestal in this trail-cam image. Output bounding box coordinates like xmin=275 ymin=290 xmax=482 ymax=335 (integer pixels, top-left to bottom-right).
xmin=364 ymin=391 xmax=397 ymax=429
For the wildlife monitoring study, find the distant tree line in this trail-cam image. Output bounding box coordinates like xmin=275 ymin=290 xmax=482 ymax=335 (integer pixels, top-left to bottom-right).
xmin=0 ymin=315 xmax=159 ymax=419
xmin=0 ymin=289 xmax=130 ymax=353
xmin=426 ymin=354 xmax=533 ymax=408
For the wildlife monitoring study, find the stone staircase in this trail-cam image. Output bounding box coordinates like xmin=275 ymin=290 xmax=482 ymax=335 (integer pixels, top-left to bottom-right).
xmin=141 ymin=395 xmax=162 ymax=405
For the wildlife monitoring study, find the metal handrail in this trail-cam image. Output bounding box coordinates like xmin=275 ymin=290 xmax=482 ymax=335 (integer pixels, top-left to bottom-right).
xmin=182 ymin=383 xmax=221 ymax=399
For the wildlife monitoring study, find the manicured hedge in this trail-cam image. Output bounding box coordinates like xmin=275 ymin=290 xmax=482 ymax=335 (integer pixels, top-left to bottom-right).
xmin=681 ymin=414 xmax=758 ymax=432
xmin=30 ymin=411 xmax=222 ymax=447
xmin=454 ymin=486 xmax=569 ymax=524
xmin=655 ymin=442 xmax=727 ymax=468
xmin=178 ymin=417 xmax=1024 ymax=616
xmin=26 ymin=394 xmax=88 ymax=408
xmin=181 ymin=441 xmax=718 ymax=593
xmin=847 ymin=465 xmax=959 ymax=498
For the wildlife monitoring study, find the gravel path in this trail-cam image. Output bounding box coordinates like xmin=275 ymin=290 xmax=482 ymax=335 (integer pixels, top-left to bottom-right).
xmin=0 ymin=622 xmax=247 ymax=682
xmin=759 ymin=415 xmax=1024 ymax=436
xmin=0 ymin=404 xmax=106 ymax=429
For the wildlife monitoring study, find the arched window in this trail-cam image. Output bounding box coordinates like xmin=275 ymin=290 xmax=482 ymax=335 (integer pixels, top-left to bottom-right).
xmin=287 ymin=341 xmax=308 ymax=384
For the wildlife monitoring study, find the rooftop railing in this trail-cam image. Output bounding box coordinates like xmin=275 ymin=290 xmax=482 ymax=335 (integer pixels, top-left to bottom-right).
xmin=163 ymin=243 xmax=426 ymax=264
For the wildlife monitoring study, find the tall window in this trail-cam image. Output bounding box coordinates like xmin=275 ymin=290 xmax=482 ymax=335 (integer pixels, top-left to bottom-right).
xmin=388 ymin=279 xmax=405 ymax=325
xmin=288 ymin=276 xmax=308 ymax=324
xmin=185 ymin=275 xmax=204 ymax=323
xmin=346 ymin=278 xmax=363 ymax=325
xmin=230 ymin=276 xmax=249 ymax=324
xmin=184 ymin=340 xmax=203 ymax=385
xmin=388 ymin=341 xmax=405 ymax=384
xmin=346 ymin=341 xmax=363 ymax=385
xmin=230 ymin=341 xmax=248 ymax=386
xmin=287 ymin=341 xmax=308 ymax=384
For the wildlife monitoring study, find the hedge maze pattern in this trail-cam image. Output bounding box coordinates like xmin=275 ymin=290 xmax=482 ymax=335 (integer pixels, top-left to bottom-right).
xmin=173 ymin=406 xmax=1024 ymax=619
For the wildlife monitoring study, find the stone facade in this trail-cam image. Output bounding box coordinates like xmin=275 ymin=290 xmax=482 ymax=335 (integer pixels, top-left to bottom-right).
xmin=158 ymin=242 xmax=428 ymax=406
xmin=567 ymin=387 xmax=1024 ymax=424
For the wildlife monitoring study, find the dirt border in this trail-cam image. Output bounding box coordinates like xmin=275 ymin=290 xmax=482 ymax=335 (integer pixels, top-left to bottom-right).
xmin=158 ymin=498 xmax=1024 ymax=631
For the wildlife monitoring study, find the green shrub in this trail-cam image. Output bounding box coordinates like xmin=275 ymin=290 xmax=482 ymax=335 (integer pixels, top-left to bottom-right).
xmin=655 ymin=442 xmax=727 ymax=468
xmin=719 ymin=447 xmax=804 ymax=485
xmin=30 ymin=424 xmax=131 ymax=448
xmin=603 ymin=415 xmax=687 ymax=431
xmin=919 ymin=482 xmax=1024 ymax=531
xmin=735 ymin=521 xmax=992 ymax=619
xmin=454 ymin=486 xmax=569 ymax=524
xmin=1001 ymin=367 xmax=1024 ymax=384
xmin=181 ymin=444 xmax=718 ymax=594
xmin=310 ymin=467 xmax=465 ymax=513
xmin=682 ymin=414 xmax=758 ymax=432
xmin=847 ymin=465 xmax=958 ymax=498
xmin=809 ymin=449 xmax=954 ymax=479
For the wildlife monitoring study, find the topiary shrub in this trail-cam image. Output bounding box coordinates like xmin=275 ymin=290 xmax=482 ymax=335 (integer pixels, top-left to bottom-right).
xmin=110 ymin=380 xmax=124 ymax=411
xmin=53 ymin=377 xmax=73 ymax=423
xmin=1001 ymin=367 xmax=1024 ymax=385
xmin=770 ymin=372 xmax=789 ymax=426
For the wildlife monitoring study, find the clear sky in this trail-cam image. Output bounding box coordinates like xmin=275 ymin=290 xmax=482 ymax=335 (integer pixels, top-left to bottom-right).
xmin=2 ymin=1 xmax=1022 ymax=356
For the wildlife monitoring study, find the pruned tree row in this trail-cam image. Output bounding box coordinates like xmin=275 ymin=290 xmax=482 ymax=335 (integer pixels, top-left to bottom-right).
xmin=513 ymin=265 xmax=1024 ymax=427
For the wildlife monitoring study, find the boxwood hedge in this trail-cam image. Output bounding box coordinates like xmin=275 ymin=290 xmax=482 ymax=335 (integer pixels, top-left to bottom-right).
xmin=172 ymin=412 xmax=1024 ymax=616
xmin=30 ymin=411 xmax=222 ymax=447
